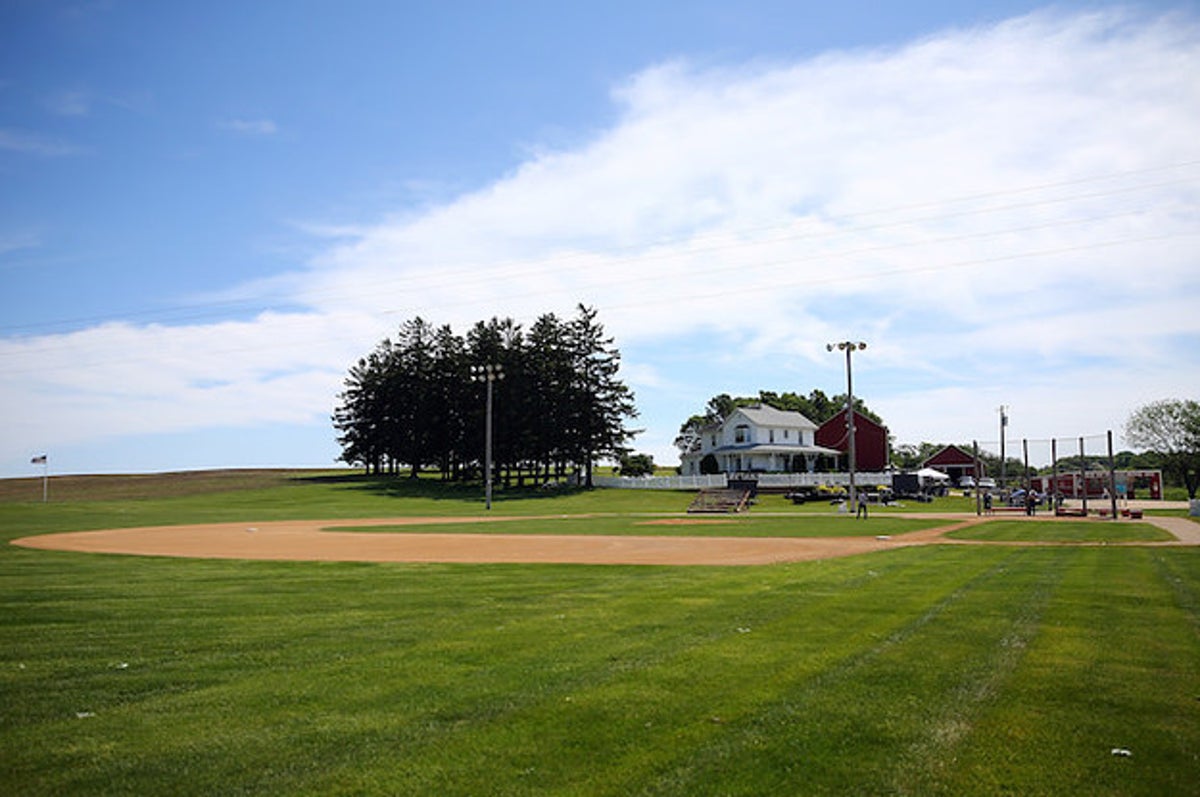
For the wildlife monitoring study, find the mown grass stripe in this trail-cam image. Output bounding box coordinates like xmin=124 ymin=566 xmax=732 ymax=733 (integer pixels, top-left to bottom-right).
xmin=626 ymin=546 xmax=1051 ymax=796
xmin=1150 ymin=548 xmax=1200 ymax=638
xmin=887 ymin=548 xmax=1069 ymax=795
xmin=928 ymin=548 xmax=1200 ymax=796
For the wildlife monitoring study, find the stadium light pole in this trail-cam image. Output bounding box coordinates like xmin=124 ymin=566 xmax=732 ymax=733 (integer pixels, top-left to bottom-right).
xmin=470 ymin=363 xmax=504 ymax=510
xmin=998 ymin=405 xmax=1008 ymax=492
xmin=827 ymin=341 xmax=867 ymax=516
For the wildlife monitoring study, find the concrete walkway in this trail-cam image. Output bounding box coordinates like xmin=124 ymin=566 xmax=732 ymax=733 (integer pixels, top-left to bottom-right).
xmin=1142 ymin=514 xmax=1200 ymax=544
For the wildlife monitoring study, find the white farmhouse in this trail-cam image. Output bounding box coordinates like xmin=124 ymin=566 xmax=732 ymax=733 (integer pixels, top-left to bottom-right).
xmin=680 ymin=404 xmax=841 ymax=475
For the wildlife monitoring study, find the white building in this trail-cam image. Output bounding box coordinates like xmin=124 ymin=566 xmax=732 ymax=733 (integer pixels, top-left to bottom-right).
xmin=680 ymin=405 xmax=842 ymax=475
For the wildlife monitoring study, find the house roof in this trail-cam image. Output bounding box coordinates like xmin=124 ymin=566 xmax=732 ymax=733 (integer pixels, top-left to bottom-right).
xmin=731 ymin=404 xmax=818 ymax=429
xmin=709 ymin=443 xmax=841 ymax=457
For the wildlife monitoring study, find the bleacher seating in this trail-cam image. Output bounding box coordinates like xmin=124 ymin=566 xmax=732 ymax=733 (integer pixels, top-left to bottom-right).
xmin=687 ymin=488 xmax=752 ymax=514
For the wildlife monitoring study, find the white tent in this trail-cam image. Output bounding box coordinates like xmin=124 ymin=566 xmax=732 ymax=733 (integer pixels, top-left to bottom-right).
xmin=915 ymin=467 xmax=951 ymax=481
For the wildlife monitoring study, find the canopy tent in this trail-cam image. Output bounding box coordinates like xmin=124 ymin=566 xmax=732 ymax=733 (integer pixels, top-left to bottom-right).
xmin=915 ymin=467 xmax=951 ymax=481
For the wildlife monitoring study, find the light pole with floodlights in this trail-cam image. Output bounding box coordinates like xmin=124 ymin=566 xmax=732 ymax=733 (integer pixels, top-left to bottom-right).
xmin=470 ymin=363 xmax=504 ymax=510
xmin=827 ymin=341 xmax=867 ymax=516
xmin=998 ymin=405 xmax=1008 ymax=493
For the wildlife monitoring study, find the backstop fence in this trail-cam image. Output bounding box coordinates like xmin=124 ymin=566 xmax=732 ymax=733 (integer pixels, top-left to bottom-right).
xmin=973 ymin=431 xmax=1163 ymax=516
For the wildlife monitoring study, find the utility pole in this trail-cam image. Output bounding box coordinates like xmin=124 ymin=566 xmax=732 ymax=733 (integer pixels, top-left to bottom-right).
xmin=827 ymin=341 xmax=867 ymax=515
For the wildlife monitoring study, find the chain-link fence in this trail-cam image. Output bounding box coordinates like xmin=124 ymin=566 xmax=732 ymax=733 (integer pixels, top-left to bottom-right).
xmin=970 ymin=432 xmax=1162 ymax=516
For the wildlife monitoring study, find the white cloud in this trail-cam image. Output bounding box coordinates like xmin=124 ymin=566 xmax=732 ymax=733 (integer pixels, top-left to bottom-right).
xmin=217 ymin=118 xmax=278 ymax=136
xmin=0 ymin=128 xmax=81 ymax=156
xmin=44 ymin=90 xmax=91 ymax=117
xmin=0 ymin=230 xmax=41 ymax=260
xmin=3 ymin=7 xmax=1199 ymax=472
xmin=297 ymin=9 xmax=1198 ymax=338
xmin=0 ymin=312 xmax=381 ymax=454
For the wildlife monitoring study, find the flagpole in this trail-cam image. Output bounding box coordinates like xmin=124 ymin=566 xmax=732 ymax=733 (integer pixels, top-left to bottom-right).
xmin=31 ymin=455 xmax=48 ymax=502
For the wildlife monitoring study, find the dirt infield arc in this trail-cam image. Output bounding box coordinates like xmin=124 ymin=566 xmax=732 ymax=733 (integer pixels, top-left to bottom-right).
xmin=12 ymin=516 xmax=967 ymax=566
xmin=13 ymin=513 xmax=1197 ymax=566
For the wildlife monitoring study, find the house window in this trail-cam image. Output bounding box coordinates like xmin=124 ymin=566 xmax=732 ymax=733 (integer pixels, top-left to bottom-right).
xmin=769 ymin=429 xmax=775 ymax=443
xmin=711 ymin=435 xmax=717 ymax=448
xmin=784 ymin=429 xmax=790 ymax=439
xmin=735 ymin=425 xmax=749 ymax=444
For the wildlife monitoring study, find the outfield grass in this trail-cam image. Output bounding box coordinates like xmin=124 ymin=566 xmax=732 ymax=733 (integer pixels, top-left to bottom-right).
xmin=327 ymin=514 xmax=945 ymax=538
xmin=2 ymin=472 xmax=1198 ymax=795
xmin=948 ymin=520 xmax=1176 ymax=543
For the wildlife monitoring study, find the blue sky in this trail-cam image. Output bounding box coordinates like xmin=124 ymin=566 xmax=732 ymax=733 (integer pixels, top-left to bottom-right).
xmin=2 ymin=0 xmax=1198 ymax=477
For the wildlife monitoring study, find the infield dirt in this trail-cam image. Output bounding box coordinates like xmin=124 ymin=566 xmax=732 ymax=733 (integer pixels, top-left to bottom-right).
xmin=12 ymin=513 xmax=1196 ymax=565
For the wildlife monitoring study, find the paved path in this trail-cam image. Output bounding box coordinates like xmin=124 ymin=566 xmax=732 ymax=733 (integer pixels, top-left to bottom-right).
xmin=1142 ymin=514 xmax=1200 ymax=544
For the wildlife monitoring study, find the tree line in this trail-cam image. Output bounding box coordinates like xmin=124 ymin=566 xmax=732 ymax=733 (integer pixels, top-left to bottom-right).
xmin=333 ymin=305 xmax=638 ymax=488
xmin=1126 ymin=398 xmax=1200 ymax=498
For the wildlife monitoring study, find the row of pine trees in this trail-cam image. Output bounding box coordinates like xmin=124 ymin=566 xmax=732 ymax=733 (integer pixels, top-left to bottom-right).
xmin=333 ymin=305 xmax=638 ymax=487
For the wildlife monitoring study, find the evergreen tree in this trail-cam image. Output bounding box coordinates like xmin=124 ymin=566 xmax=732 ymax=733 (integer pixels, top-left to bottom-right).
xmin=388 ymin=317 xmax=439 ymax=478
xmin=333 ymin=307 xmax=639 ymax=488
xmin=429 ymin=324 xmax=469 ymax=480
xmin=565 ymin=305 xmax=638 ymax=488
xmin=525 ymin=313 xmax=576 ymax=482
xmin=332 ymin=348 xmax=389 ymax=473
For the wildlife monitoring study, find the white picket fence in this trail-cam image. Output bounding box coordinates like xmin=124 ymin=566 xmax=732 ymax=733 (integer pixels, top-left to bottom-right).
xmin=593 ymin=472 xmax=893 ymax=490
xmin=591 ymin=474 xmax=728 ymax=490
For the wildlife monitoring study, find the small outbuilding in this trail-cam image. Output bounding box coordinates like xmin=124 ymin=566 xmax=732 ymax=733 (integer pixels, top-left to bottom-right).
xmin=921 ymin=445 xmax=982 ymax=486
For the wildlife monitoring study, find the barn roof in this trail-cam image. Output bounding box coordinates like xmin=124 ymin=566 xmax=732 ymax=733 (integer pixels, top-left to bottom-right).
xmin=815 ymin=409 xmax=888 ymax=435
xmin=922 ymin=444 xmax=976 ymax=467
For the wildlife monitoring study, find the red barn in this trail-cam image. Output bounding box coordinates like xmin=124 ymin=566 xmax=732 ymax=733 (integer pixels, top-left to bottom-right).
xmin=921 ymin=445 xmax=981 ymax=485
xmin=815 ymin=410 xmax=890 ymax=472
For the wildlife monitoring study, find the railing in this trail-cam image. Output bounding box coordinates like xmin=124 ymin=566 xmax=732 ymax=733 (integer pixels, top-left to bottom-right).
xmin=591 ymin=474 xmax=729 ymax=490
xmin=593 ymin=472 xmax=893 ymax=490
xmin=750 ymin=472 xmax=893 ymax=489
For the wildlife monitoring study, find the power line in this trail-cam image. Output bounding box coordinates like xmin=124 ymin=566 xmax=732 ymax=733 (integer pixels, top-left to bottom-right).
xmin=2 ymin=225 xmax=1194 ymax=377
xmin=2 ymin=158 xmax=1196 ymax=336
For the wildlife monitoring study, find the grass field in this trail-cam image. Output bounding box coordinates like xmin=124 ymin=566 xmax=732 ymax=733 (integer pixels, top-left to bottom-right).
xmin=946 ymin=520 xmax=1176 ymax=543
xmin=325 ymin=514 xmax=947 ymax=538
xmin=2 ymin=471 xmax=1198 ymax=795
